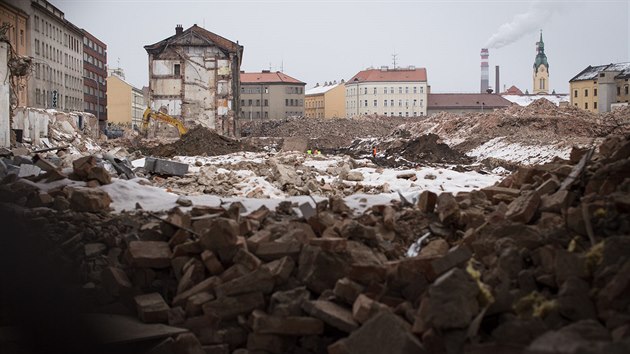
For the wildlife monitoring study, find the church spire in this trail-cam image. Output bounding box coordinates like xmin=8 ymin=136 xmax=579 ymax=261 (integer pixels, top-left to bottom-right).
xmin=534 ymin=29 xmax=548 ymax=72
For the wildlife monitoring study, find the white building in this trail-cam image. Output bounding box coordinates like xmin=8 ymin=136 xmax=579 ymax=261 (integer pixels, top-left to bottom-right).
xmin=345 ymin=66 xmax=428 ymax=117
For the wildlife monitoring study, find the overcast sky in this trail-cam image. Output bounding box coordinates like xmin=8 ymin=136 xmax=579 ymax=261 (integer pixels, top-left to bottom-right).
xmin=51 ymin=0 xmax=629 ymax=94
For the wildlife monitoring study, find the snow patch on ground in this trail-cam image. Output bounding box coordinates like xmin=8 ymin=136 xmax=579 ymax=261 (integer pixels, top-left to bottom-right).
xmin=466 ymin=137 xmax=570 ymax=165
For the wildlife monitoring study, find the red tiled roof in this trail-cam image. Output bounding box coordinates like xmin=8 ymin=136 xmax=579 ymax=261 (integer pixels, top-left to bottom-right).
xmin=240 ymin=71 xmax=305 ymax=84
xmin=346 ymin=68 xmax=427 ymax=84
xmin=428 ymin=93 xmax=512 ymax=109
xmin=504 ymin=85 xmax=524 ymax=95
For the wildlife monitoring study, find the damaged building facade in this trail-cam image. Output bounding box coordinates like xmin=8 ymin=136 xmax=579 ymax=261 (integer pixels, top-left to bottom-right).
xmin=144 ymin=24 xmax=243 ymax=136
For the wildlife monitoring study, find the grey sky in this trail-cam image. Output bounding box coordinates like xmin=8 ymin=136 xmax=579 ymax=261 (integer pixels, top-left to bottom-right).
xmin=51 ymin=0 xmax=629 ymax=94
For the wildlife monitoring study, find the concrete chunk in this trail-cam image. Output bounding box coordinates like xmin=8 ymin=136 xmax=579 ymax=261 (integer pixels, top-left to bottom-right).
xmin=145 ymin=157 xmax=189 ymax=177
xmin=127 ymin=241 xmax=172 ymax=268
xmin=134 ymin=293 xmax=170 ymax=323
xmin=301 ymin=300 xmax=358 ymax=333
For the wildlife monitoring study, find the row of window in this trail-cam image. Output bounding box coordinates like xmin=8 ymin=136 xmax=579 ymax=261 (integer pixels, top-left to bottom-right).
xmin=241 ymin=110 xmax=269 ymax=119
xmin=84 ymin=69 xmax=106 ymax=85
xmin=34 ymin=39 xmax=82 ymax=74
xmin=83 ymin=102 xmax=105 ymax=113
xmin=286 ymin=98 xmax=303 ymax=107
xmin=347 ymin=99 xmax=424 ymax=108
xmin=306 ymin=100 xmax=324 ymax=108
xmin=241 ymin=87 xmax=269 ymax=94
xmin=84 ymin=52 xmax=105 ymax=70
xmin=241 ymin=99 xmax=269 ymax=107
xmin=347 ymin=111 xmax=425 ymax=117
xmin=347 ymin=86 xmax=425 ymax=96
xmin=83 ymin=84 xmax=105 ymax=98
xmin=575 ymin=86 xmax=629 ymax=98
xmin=83 ymin=36 xmax=105 ymax=56
xmin=33 ymin=15 xmax=81 ymax=53
xmin=34 ymin=64 xmax=82 ymax=94
xmin=286 ymin=87 xmax=303 ymax=94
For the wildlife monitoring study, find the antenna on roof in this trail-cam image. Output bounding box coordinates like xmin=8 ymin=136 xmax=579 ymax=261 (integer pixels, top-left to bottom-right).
xmin=392 ymin=52 xmax=398 ymax=70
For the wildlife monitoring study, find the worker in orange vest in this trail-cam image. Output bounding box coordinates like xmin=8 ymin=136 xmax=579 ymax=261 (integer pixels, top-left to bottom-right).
xmin=372 ymin=146 xmax=377 ymax=158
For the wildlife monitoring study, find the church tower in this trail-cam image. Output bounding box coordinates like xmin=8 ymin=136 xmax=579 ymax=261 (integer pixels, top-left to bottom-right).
xmin=533 ymin=30 xmax=549 ymax=94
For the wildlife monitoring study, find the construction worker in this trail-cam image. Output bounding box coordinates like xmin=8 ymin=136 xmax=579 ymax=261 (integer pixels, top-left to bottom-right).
xmin=372 ymin=146 xmax=377 ymax=158
xmin=307 ymin=149 xmax=312 ymax=155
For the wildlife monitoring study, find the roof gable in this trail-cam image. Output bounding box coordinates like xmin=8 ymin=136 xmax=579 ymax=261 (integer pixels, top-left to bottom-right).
xmin=240 ymin=71 xmax=305 ymax=84
xmin=144 ymin=24 xmax=242 ymax=55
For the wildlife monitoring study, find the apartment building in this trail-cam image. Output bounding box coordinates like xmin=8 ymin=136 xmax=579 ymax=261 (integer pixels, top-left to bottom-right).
xmin=106 ymin=71 xmax=145 ymax=129
xmin=6 ymin=0 xmax=84 ymax=111
xmin=345 ymin=66 xmax=428 ymax=117
xmin=82 ymin=29 xmax=107 ymax=130
xmin=240 ymin=71 xmax=305 ymax=120
xmin=569 ymin=62 xmax=630 ymax=113
xmin=305 ymin=80 xmax=345 ymax=119
xmin=145 ymin=24 xmax=243 ymax=136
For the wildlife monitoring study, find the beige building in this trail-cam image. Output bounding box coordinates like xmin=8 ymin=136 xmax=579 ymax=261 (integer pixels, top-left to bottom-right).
xmin=569 ymin=62 xmax=630 ymax=113
xmin=305 ymin=80 xmax=345 ymax=119
xmin=0 ymin=2 xmax=28 ymax=106
xmin=106 ymin=73 xmax=145 ymax=128
xmin=427 ymin=93 xmax=512 ymax=115
xmin=345 ymin=66 xmax=428 ymax=117
xmin=240 ymin=71 xmax=305 ymax=120
xmin=144 ymin=24 xmax=243 ymax=136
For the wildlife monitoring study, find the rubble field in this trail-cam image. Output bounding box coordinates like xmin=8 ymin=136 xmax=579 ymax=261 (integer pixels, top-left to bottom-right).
xmin=2 ymin=118 xmax=630 ymax=353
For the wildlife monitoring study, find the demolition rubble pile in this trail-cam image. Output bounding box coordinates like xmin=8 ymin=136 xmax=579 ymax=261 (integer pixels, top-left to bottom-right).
xmin=396 ymin=99 xmax=629 ymax=156
xmin=1 ymin=132 xmax=630 ymax=353
xmin=141 ymin=126 xmax=260 ymax=158
xmin=242 ymin=116 xmax=409 ymax=150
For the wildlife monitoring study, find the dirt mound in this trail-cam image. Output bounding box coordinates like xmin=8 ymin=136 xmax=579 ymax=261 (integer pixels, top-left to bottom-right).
xmin=397 ymin=98 xmax=627 ymax=154
xmin=141 ymin=126 xmax=259 ymax=157
xmin=242 ymin=116 xmax=410 ymax=149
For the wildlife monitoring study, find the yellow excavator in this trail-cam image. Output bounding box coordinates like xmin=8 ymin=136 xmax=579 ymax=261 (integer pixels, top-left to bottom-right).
xmin=141 ymin=108 xmax=188 ymax=137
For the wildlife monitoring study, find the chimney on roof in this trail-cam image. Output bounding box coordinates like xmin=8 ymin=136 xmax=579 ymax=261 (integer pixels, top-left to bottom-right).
xmin=408 ymin=65 xmax=416 ymax=70
xmin=341 ymin=79 xmax=345 ymax=83
xmin=380 ymin=66 xmax=388 ymax=71
xmin=333 ymin=80 xmax=337 ymax=84
xmin=495 ymin=65 xmax=500 ymax=94
xmin=315 ymin=82 xmax=319 ymax=87
xmin=262 ymin=70 xmax=270 ymax=73
xmin=175 ymin=24 xmax=183 ymax=35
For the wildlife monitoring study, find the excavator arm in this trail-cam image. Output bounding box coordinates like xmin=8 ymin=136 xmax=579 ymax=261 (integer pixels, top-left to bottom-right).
xmin=142 ymin=108 xmax=188 ymax=137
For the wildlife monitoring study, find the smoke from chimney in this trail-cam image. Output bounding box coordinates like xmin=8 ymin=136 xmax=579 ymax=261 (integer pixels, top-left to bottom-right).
xmin=484 ymin=1 xmax=565 ymax=49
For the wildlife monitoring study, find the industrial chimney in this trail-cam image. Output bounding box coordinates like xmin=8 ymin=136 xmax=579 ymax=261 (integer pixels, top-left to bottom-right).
xmin=175 ymin=24 xmax=183 ymax=35
xmin=480 ymin=48 xmax=489 ymax=93
xmin=495 ymin=65 xmax=500 ymax=95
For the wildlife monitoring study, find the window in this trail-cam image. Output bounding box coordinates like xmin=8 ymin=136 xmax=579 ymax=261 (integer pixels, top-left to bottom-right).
xmin=383 ymin=88 xmax=387 ymax=94
xmin=373 ymin=88 xmax=377 ymax=94
xmin=618 ymin=87 xmax=622 ymax=95
xmin=398 ymin=87 xmax=402 ymax=94
xmin=384 ymin=100 xmax=388 ymax=107
xmin=585 ymin=102 xmax=588 ymax=109
xmin=540 ymin=78 xmax=545 ymax=90
xmin=413 ymin=99 xmax=417 ymax=106
xmin=390 ymin=99 xmax=394 ymax=106
xmin=285 ymin=99 xmax=289 ymax=106
xmin=34 ymin=16 xmax=39 ymax=32
xmin=256 ymin=99 xmax=260 ymax=106
xmin=420 ymin=87 xmax=424 ymax=93
xmin=247 ymin=99 xmax=252 ymax=106
xmin=405 ymin=99 xmax=409 ymax=107
xmin=413 ymin=87 xmax=417 ymax=94
xmin=574 ymin=90 xmax=578 ymax=98
xmin=364 ymin=87 xmax=368 ymax=95
xmin=373 ymin=100 xmax=377 ymax=107
xmin=625 ymin=86 xmax=629 ymax=95
xmin=405 ymin=87 xmax=409 ymax=94
xmin=398 ymin=112 xmax=402 ymax=116
xmin=584 ymin=89 xmax=588 ymax=97
xmin=264 ymin=99 xmax=268 ymax=106
xmin=256 ymin=112 xmax=260 ymax=119
xmin=405 ymin=112 xmax=409 ymax=117
xmin=264 ymin=112 xmax=268 ymax=119
xmin=20 ymin=30 xmax=24 ymax=45
xmin=174 ymin=64 xmax=181 ymax=76
xmin=364 ymin=100 xmax=368 ymax=107
xmin=35 ymin=40 xmax=40 ymax=55
xmin=594 ymin=88 xmax=598 ymax=96
xmin=398 ymin=100 xmax=402 ymax=107
xmin=420 ymin=99 xmax=424 ymax=106
xmin=594 ymin=102 xmax=598 ymax=109
xmin=413 ymin=112 xmax=417 ymax=117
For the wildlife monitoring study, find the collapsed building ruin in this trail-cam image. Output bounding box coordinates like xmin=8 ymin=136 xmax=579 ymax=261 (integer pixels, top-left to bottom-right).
xmin=144 ymin=24 xmax=244 ymax=138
